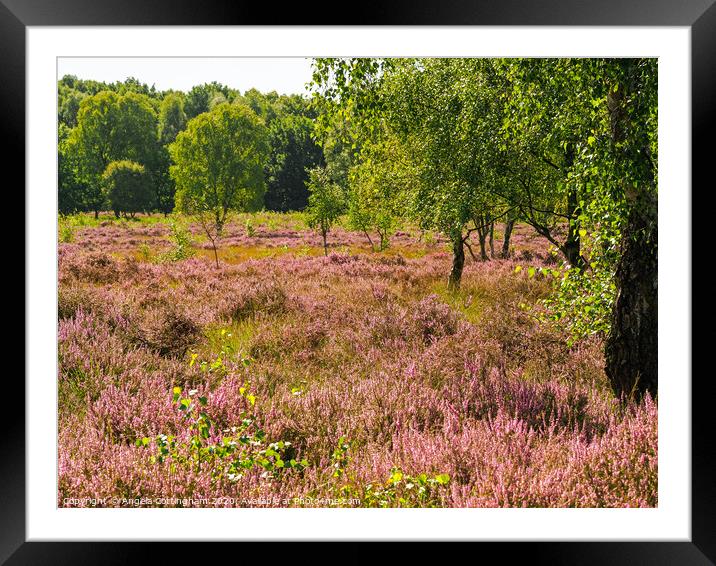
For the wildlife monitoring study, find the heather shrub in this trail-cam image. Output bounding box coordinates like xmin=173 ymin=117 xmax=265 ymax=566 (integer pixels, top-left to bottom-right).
xmin=128 ymin=305 xmax=201 ymax=358
xmin=58 ymin=310 xmax=135 ymax=419
xmin=248 ymin=312 xmax=331 ymax=364
xmin=564 ymin=395 xmax=658 ymax=507
xmin=366 ymin=300 xmax=411 ymax=345
xmin=440 ymin=359 xmax=613 ymax=438
xmin=64 ymin=252 xmax=122 ymax=284
xmin=477 ymin=300 xmax=567 ymax=372
xmin=57 ymin=215 xmax=657 ymax=508
xmin=89 ymin=376 xmax=178 ymax=445
xmin=369 ymin=282 xmax=393 ymax=302
xmin=408 ymin=330 xmax=504 ymax=389
xmin=376 ymin=254 xmax=406 ymax=266
xmin=410 ymin=294 xmax=460 ymax=343
xmin=222 ymin=280 xmax=288 ymax=322
xmin=58 ymin=284 xmax=95 ymax=319
xmin=553 ymin=337 xmax=610 ymax=390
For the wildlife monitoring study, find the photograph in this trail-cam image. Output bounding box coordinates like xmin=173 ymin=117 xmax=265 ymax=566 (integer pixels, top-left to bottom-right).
xmin=56 ymin=55 xmax=659 ymax=509
xmin=0 ymin=0 xmax=709 ymax=553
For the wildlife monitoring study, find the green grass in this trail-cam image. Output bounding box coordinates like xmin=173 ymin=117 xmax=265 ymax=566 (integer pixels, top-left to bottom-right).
xmin=202 ymin=319 xmax=260 ymax=362
xmin=58 ymin=212 xmax=175 ymax=236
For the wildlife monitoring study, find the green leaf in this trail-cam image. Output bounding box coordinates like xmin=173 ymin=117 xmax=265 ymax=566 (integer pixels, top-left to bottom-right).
xmin=434 ymin=473 xmax=450 ymax=485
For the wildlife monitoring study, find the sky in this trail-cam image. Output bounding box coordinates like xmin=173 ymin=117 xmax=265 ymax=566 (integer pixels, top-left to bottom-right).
xmin=57 ymin=57 xmax=315 ymax=96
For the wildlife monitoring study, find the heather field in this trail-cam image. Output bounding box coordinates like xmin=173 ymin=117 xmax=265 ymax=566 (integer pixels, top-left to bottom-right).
xmin=57 ymin=213 xmax=657 ymax=508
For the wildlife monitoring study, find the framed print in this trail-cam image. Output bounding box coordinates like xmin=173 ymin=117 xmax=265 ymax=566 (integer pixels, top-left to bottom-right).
xmin=8 ymin=0 xmax=715 ymax=563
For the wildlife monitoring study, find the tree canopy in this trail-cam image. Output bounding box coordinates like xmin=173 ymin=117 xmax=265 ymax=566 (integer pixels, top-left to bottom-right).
xmin=305 ymin=166 xmax=346 ymax=255
xmin=309 ymin=56 xmax=658 ymax=398
xmin=67 ymin=90 xmax=159 ymax=216
xmin=169 ymin=102 xmax=270 ymax=264
xmin=58 ymin=75 xmax=323 ymax=217
xmin=264 ymin=114 xmax=324 ymax=212
xmin=103 ymin=160 xmax=154 ymax=218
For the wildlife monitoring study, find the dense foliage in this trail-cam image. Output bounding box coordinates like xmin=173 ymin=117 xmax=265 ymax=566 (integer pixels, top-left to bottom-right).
xmin=58 ymin=76 xmax=325 ymax=217
xmin=169 ymin=103 xmax=269 ymax=266
xmin=264 ymin=115 xmax=324 ymax=212
xmin=309 ymin=57 xmax=658 ymax=398
xmin=103 ymin=160 xmax=154 ymax=218
xmin=304 ymin=166 xmax=346 ymax=255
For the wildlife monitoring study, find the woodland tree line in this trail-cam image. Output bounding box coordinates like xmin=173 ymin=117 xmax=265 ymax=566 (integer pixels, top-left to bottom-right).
xmin=58 ymin=76 xmax=324 ymax=217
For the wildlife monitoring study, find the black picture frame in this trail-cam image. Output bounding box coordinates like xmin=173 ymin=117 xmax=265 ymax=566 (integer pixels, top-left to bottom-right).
xmin=7 ymin=1 xmax=714 ymax=563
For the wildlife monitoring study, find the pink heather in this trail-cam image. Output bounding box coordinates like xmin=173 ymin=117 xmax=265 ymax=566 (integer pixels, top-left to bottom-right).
xmin=58 ymin=222 xmax=657 ymax=507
